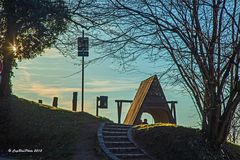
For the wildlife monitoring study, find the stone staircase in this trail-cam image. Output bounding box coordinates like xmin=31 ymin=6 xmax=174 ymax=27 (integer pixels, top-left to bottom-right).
xmin=98 ymin=123 xmax=152 ymax=160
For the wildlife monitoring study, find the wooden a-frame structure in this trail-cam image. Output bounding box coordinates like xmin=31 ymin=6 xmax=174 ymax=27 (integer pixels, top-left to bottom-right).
xmin=124 ymin=75 xmax=176 ymax=125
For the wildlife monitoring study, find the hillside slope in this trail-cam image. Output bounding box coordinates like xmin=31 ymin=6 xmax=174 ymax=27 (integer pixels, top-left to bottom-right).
xmin=133 ymin=123 xmax=240 ymax=160
xmin=0 ymin=96 xmax=109 ymax=160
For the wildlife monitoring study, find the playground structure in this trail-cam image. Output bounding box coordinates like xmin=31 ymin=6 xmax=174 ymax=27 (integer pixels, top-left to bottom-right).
xmin=123 ymin=75 xmax=177 ymax=125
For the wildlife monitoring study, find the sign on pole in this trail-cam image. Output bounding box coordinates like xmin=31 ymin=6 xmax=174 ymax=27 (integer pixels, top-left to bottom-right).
xmin=99 ymin=96 xmax=108 ymax=108
xmin=78 ymin=37 xmax=89 ymax=57
xmin=78 ymin=30 xmax=89 ymax=112
xmin=96 ymin=96 xmax=108 ymax=116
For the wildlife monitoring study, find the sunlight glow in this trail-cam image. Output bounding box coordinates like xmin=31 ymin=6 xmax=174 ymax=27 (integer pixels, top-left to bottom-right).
xmin=12 ymin=46 xmax=17 ymax=52
xmin=8 ymin=43 xmax=17 ymax=54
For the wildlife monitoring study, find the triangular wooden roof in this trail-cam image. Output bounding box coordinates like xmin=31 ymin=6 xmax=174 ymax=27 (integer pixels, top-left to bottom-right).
xmin=124 ymin=75 xmax=173 ymax=125
xmin=123 ymin=75 xmax=154 ymax=124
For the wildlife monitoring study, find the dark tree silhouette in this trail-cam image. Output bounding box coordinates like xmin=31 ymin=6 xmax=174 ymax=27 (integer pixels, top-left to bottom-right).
xmin=229 ymin=107 xmax=240 ymax=143
xmin=68 ymin=0 xmax=240 ymax=147
xmin=0 ymin=0 xmax=69 ymax=96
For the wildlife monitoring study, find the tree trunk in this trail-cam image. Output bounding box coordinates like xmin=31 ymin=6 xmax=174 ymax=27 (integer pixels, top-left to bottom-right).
xmin=204 ymin=100 xmax=237 ymax=148
xmin=206 ymin=108 xmax=221 ymax=148
xmin=0 ymin=54 xmax=14 ymax=97
xmin=0 ymin=1 xmax=16 ymax=97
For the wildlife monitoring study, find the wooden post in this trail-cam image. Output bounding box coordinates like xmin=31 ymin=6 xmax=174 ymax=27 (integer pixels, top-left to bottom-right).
xmin=115 ymin=100 xmax=133 ymax=124
xmin=167 ymin=101 xmax=177 ymax=123
xmin=96 ymin=97 xmax=99 ymax=116
xmin=170 ymin=102 xmax=177 ymax=123
xmin=38 ymin=100 xmax=42 ymax=104
xmin=117 ymin=101 xmax=122 ymax=124
xmin=52 ymin=97 xmax=58 ymax=107
xmin=72 ymin=92 xmax=78 ymax=111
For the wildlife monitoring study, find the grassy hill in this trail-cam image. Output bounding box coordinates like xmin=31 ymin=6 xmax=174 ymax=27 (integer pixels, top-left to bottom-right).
xmin=0 ymin=96 xmax=110 ymax=160
xmin=133 ymin=123 xmax=240 ymax=160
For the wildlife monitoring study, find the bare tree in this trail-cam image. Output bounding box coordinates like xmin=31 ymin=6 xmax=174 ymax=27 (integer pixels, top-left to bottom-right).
xmin=229 ymin=107 xmax=240 ymax=143
xmin=62 ymin=0 xmax=240 ymax=147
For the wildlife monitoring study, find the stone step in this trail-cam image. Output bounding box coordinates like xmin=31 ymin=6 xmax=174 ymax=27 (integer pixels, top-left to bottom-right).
xmin=104 ymin=127 xmax=130 ymax=131
xmin=98 ymin=123 xmax=152 ymax=160
xmin=103 ymin=131 xmax=128 ymax=136
xmin=108 ymin=147 xmax=142 ymax=154
xmin=105 ymin=122 xmax=131 ymax=126
xmin=103 ymin=127 xmax=129 ymax=132
xmin=104 ymin=141 xmax=135 ymax=148
xmin=104 ymin=135 xmax=129 ymax=141
xmin=108 ymin=147 xmax=138 ymax=150
xmin=108 ymin=147 xmax=137 ymax=150
xmin=120 ymin=157 xmax=150 ymax=160
xmin=105 ymin=123 xmax=131 ymax=128
xmin=115 ymin=153 xmax=146 ymax=158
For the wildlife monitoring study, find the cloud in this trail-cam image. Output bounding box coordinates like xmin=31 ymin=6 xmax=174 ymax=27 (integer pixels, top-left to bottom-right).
xmin=14 ymin=78 xmax=138 ymax=99
xmin=14 ymin=58 xmax=138 ymax=96
xmin=86 ymin=79 xmax=138 ymax=92
xmin=14 ymin=83 xmax=79 ymax=98
xmin=42 ymin=48 xmax=63 ymax=58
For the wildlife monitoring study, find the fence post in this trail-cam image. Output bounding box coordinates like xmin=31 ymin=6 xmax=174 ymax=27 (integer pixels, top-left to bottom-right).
xmin=117 ymin=101 xmax=122 ymax=124
xmin=72 ymin=92 xmax=78 ymax=111
xmin=52 ymin=97 xmax=58 ymax=107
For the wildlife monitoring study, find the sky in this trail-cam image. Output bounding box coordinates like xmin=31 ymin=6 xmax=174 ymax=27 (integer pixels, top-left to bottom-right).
xmin=12 ymin=48 xmax=200 ymax=127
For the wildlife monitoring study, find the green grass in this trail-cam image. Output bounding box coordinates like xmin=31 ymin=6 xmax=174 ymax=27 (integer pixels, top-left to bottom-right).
xmin=133 ymin=123 xmax=240 ymax=160
xmin=0 ymin=96 xmax=110 ymax=160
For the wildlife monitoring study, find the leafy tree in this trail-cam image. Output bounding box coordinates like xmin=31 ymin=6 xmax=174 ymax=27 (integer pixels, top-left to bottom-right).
xmin=69 ymin=0 xmax=240 ymax=147
xmin=0 ymin=0 xmax=69 ymax=96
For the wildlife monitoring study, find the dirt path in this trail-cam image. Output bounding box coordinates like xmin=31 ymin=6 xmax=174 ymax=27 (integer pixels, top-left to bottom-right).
xmin=73 ymin=123 xmax=105 ymax=160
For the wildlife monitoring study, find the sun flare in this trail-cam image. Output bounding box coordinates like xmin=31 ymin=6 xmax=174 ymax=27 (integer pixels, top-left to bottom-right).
xmin=12 ymin=46 xmax=17 ymax=52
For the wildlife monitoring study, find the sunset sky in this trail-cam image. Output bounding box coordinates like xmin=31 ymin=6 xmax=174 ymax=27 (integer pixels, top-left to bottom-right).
xmin=12 ymin=48 xmax=200 ymax=127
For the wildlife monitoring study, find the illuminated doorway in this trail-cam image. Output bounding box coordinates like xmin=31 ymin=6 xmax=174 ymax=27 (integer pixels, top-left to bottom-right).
xmin=140 ymin=112 xmax=155 ymax=124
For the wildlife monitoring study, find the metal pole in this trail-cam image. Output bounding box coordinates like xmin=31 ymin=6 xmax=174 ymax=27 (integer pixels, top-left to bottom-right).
xmin=81 ymin=30 xmax=84 ymax=112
